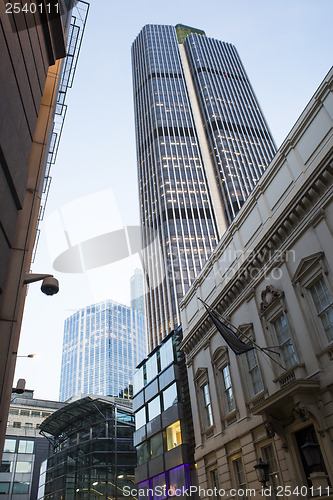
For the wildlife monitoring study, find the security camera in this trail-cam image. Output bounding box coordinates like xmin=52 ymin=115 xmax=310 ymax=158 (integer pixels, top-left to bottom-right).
xmin=41 ymin=277 xmax=59 ymax=296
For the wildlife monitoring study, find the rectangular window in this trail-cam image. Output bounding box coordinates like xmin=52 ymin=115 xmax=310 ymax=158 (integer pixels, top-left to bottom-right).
xmin=222 ymin=365 xmax=235 ymax=413
xmin=137 ymin=442 xmax=148 ymax=466
xmin=18 ymin=441 xmax=34 ymax=454
xmin=148 ymin=396 xmax=160 ymax=421
xmin=0 ymin=482 xmax=10 ymax=494
xmin=233 ymin=457 xmax=246 ymax=500
xmin=160 ymin=338 xmax=174 ymax=371
xmin=137 ymin=480 xmax=150 ymax=500
xmin=146 ymin=354 xmax=158 ymax=383
xmin=245 ymin=350 xmax=264 ymax=396
xmin=13 ymin=422 xmax=21 ymax=428
xmin=262 ymin=444 xmax=281 ymax=491
xmin=166 ymin=420 xmax=182 ymax=451
xmin=135 ymin=407 xmax=146 ymax=430
xmin=3 ymin=440 xmax=16 ymax=453
xmin=16 ymin=462 xmax=32 ymax=473
xmin=163 ymin=382 xmax=178 ymax=411
xmin=13 ymin=482 xmax=30 ymax=494
xmin=0 ymin=461 xmax=12 ymax=473
xmin=153 ymin=473 xmax=167 ymax=500
xmin=169 ymin=465 xmax=187 ymax=494
xmin=20 ymin=410 xmax=30 ymax=416
xmin=150 ymin=432 xmax=163 ymax=459
xmin=310 ymin=277 xmax=333 ymax=342
xmin=273 ymin=314 xmax=297 ymax=369
xmin=202 ymin=384 xmax=213 ymax=427
xmin=25 ymin=423 xmax=33 ymax=429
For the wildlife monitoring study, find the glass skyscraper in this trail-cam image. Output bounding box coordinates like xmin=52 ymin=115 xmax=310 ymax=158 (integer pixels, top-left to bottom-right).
xmin=132 ymin=24 xmax=276 ymax=349
xmin=59 ymin=300 xmax=147 ymax=401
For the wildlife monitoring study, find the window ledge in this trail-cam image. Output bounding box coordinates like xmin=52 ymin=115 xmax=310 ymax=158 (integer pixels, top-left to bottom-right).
xmin=203 ymin=425 xmax=215 ymax=438
xmin=315 ymin=342 xmax=333 ymax=360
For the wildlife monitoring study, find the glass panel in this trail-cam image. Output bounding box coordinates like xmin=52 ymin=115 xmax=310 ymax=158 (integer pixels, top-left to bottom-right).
xmin=150 ymin=433 xmax=163 ymax=459
xmin=138 ymin=480 xmax=150 ymax=500
xmin=148 ymin=396 xmax=160 ymax=421
xmin=169 ymin=465 xmax=187 ymax=495
xmin=135 ymin=407 xmax=146 ymax=430
xmin=245 ymin=350 xmax=264 ymax=396
xmin=163 ymin=383 xmax=178 ymax=411
xmin=18 ymin=440 xmax=34 ymax=453
xmin=146 ymin=354 xmax=158 ymax=383
xmin=16 ymin=462 xmax=32 ymax=473
xmin=137 ymin=442 xmax=148 ymax=465
xmin=13 ymin=482 xmax=30 ymax=494
xmin=222 ymin=365 xmax=235 ymax=412
xmin=273 ymin=315 xmax=297 ymax=369
xmin=203 ymin=384 xmax=213 ymax=427
xmin=310 ymin=278 xmax=333 ymax=342
xmin=233 ymin=458 xmax=246 ymax=499
xmin=262 ymin=444 xmax=281 ymax=490
xmin=0 ymin=461 xmax=12 ymax=473
xmin=0 ymin=483 xmax=10 ymax=494
xmin=166 ymin=420 xmax=182 ymax=451
xmin=152 ymin=473 xmax=167 ymax=500
xmin=134 ymin=367 xmax=145 ymax=394
xmin=3 ymin=439 xmax=15 ymax=453
xmin=160 ymin=338 xmax=174 ymax=371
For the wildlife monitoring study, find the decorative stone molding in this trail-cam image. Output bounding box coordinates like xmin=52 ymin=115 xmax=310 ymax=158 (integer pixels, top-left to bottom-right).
xmin=260 ymin=285 xmax=283 ymax=314
xmin=263 ymin=418 xmax=288 ymax=451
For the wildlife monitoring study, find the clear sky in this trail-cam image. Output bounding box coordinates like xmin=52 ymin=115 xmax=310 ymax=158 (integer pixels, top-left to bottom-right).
xmin=15 ymin=0 xmax=333 ymax=401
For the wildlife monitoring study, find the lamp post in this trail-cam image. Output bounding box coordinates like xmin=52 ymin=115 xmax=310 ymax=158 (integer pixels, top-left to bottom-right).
xmin=300 ymin=439 xmax=329 ymax=493
xmin=254 ymin=458 xmax=270 ymax=487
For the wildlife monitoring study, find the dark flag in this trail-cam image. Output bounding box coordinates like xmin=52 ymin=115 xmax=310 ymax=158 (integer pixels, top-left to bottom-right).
xmin=201 ymin=301 xmax=254 ymax=356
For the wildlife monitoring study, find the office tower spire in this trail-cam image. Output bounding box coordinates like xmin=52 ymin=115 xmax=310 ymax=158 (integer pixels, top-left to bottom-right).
xmin=132 ymin=24 xmax=276 ymax=350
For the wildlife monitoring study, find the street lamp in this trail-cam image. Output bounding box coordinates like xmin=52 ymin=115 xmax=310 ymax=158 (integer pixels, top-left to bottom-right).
xmin=300 ymin=440 xmax=322 ymax=473
xmin=254 ymin=458 xmax=270 ymax=487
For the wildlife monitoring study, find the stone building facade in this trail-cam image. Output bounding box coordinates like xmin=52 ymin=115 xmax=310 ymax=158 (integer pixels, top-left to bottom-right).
xmin=179 ymin=67 xmax=333 ymax=499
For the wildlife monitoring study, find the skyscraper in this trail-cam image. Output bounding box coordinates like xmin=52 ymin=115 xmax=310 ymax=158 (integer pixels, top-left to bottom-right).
xmin=59 ymin=300 xmax=147 ymax=401
xmin=130 ymin=268 xmax=145 ymax=316
xmin=132 ymin=24 xmax=276 ymax=349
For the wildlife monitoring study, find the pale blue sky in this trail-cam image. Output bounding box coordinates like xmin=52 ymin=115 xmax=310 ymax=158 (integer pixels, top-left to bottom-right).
xmin=15 ymin=0 xmax=333 ymax=400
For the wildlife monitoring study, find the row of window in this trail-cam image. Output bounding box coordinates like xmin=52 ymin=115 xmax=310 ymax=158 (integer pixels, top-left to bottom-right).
xmin=8 ymin=422 xmax=40 ymax=430
xmin=136 ymin=382 xmax=178 ymax=430
xmin=0 ymin=461 xmax=32 ymax=474
xmin=3 ymin=440 xmax=34 ymax=454
xmin=0 ymin=482 xmax=30 ymax=494
xmin=138 ymin=464 xmax=189 ymax=500
xmin=8 ymin=409 xmax=51 ymax=417
xmin=137 ymin=420 xmax=182 ymax=465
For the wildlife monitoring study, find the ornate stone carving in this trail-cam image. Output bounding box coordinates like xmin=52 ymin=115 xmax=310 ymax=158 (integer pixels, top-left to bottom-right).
xmin=260 ymin=285 xmax=283 ymax=313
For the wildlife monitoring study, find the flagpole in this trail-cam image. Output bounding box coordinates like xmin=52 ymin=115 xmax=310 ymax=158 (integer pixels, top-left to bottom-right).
xmin=197 ymin=297 xmax=286 ymax=370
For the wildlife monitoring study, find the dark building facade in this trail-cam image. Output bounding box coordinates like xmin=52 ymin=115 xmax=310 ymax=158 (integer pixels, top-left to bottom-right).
xmin=132 ymin=24 xmax=276 ymax=350
xmin=132 ymin=329 xmax=196 ymax=499
xmin=38 ymin=396 xmax=137 ymax=500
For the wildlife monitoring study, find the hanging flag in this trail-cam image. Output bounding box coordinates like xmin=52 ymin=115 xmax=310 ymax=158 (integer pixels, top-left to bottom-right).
xmin=201 ymin=300 xmax=255 ymax=356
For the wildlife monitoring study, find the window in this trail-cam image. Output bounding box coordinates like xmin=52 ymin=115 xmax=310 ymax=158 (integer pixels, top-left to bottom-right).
xmin=25 ymin=423 xmax=33 ymax=429
xmin=3 ymin=440 xmax=16 ymax=453
xmin=137 ymin=442 xmax=148 ymax=466
xmin=202 ymin=384 xmax=213 ymax=427
xmin=273 ymin=314 xmax=297 ymax=369
xmin=9 ymin=409 xmax=19 ymax=415
xmin=135 ymin=407 xmax=146 ymax=430
xmin=0 ymin=482 xmax=10 ymax=494
xmin=310 ymin=277 xmax=333 ymax=342
xmin=152 ymin=473 xmax=167 ymax=500
xmin=169 ymin=465 xmax=187 ymax=495
xmin=261 ymin=444 xmax=281 ymax=492
xmin=16 ymin=462 xmax=32 ymax=473
xmin=146 ymin=354 xmax=158 ymax=383
xmin=209 ymin=468 xmax=220 ymax=499
xmin=150 ymin=432 xmax=163 ymax=459
xmin=134 ymin=366 xmax=145 ymax=394
xmin=13 ymin=482 xmax=30 ymax=494
xmin=148 ymin=396 xmax=160 ymax=421
xmin=163 ymin=383 xmax=178 ymax=411
xmin=18 ymin=441 xmax=34 ymax=454
xmin=31 ymin=411 xmax=41 ymax=417
xmin=137 ymin=480 xmax=150 ymax=500
xmin=221 ymin=365 xmax=235 ymax=413
xmin=0 ymin=461 xmax=12 ymax=473
xmin=166 ymin=420 xmax=182 ymax=451
xmin=20 ymin=410 xmax=30 ymax=416
xmin=13 ymin=422 xmax=21 ymax=428
xmin=232 ymin=457 xmax=247 ymax=500
xmin=245 ymin=350 xmax=264 ymax=396
xmin=160 ymin=338 xmax=174 ymax=371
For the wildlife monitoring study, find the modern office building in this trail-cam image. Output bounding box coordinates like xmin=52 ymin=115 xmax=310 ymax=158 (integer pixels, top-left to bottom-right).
xmin=132 ymin=24 xmax=276 ymax=349
xmin=59 ymin=300 xmax=147 ymax=402
xmin=179 ymin=68 xmax=333 ymax=496
xmin=130 ymin=269 xmax=145 ymax=316
xmin=0 ymin=0 xmax=89 ymax=453
xmin=38 ymin=395 xmax=136 ymax=500
xmin=0 ymin=390 xmax=63 ymax=500
xmin=132 ymin=328 xmax=197 ymax=499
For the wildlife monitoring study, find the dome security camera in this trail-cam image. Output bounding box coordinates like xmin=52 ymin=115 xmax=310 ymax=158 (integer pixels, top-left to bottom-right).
xmin=41 ymin=276 xmax=59 ymax=296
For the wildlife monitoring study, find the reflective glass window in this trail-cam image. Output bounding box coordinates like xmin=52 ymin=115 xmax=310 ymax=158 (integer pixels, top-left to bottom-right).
xmin=16 ymin=462 xmax=32 ymax=473
xmin=138 ymin=480 xmax=150 ymax=500
xmin=137 ymin=442 xmax=148 ymax=465
xmin=273 ymin=314 xmax=297 ymax=369
xmin=0 ymin=461 xmax=12 ymax=473
xmin=310 ymin=277 xmax=333 ymax=342
xmin=169 ymin=465 xmax=187 ymax=495
xmin=3 ymin=440 xmax=16 ymax=453
xmin=18 ymin=440 xmax=34 ymax=453
xmin=13 ymin=482 xmax=30 ymax=494
xmin=150 ymin=432 xmax=163 ymax=459
xmin=146 ymin=355 xmax=158 ymax=383
xmin=0 ymin=483 xmax=10 ymax=494
xmin=134 ymin=367 xmax=145 ymax=394
xmin=153 ymin=473 xmax=167 ymax=500
xmin=163 ymin=383 xmax=178 ymax=411
xmin=135 ymin=407 xmax=146 ymax=430
xmin=148 ymin=396 xmax=160 ymax=421
xmin=160 ymin=338 xmax=174 ymax=371
xmin=166 ymin=420 xmax=182 ymax=451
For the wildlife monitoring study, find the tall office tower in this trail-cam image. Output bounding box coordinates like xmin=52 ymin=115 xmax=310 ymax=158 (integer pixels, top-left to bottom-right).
xmin=59 ymin=300 xmax=147 ymax=402
xmin=132 ymin=24 xmax=276 ymax=349
xmin=130 ymin=268 xmax=145 ymax=316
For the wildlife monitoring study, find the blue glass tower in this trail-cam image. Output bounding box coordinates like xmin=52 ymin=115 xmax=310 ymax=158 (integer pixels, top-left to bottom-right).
xmin=59 ymin=300 xmax=147 ymax=401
